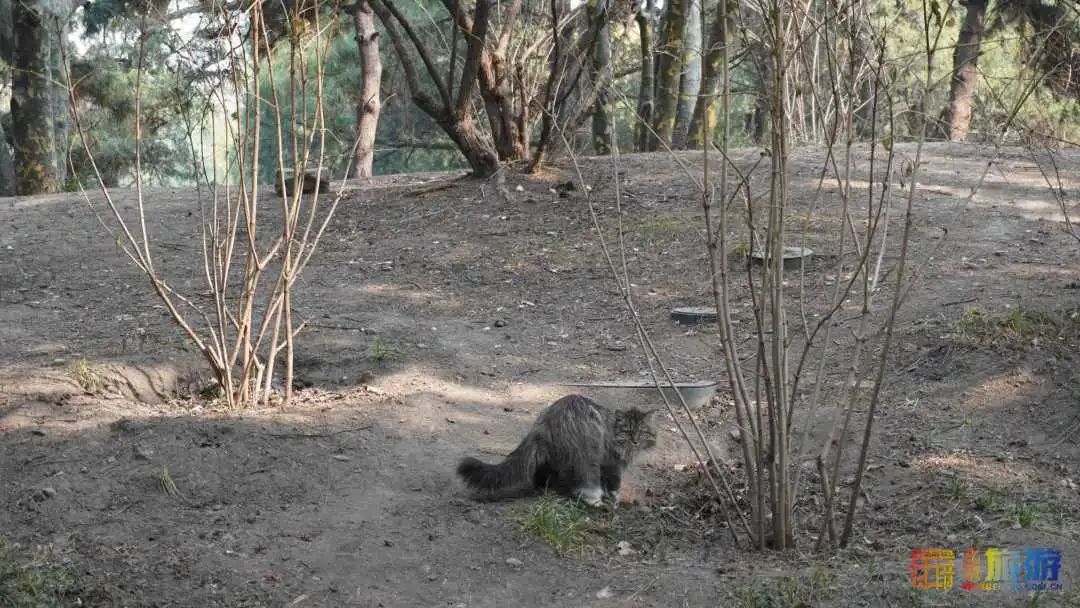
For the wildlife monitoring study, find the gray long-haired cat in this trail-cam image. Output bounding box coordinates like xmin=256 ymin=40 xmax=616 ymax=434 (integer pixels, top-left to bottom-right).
xmin=456 ymin=394 xmax=659 ymax=506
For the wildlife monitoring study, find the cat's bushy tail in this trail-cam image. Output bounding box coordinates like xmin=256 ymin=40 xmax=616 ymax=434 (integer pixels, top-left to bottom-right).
xmin=457 ymin=434 xmax=542 ymax=493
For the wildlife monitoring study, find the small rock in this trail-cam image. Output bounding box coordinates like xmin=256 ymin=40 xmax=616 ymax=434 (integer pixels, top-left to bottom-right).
xmin=596 ymin=587 xmax=613 ymax=599
xmin=514 ymin=185 xmax=524 ymax=192
xmin=505 ymin=557 xmax=523 ymax=568
xmin=111 ymin=418 xmax=145 ymax=434
xmin=133 ymin=446 xmax=154 ymax=461
xmin=384 ymin=540 xmax=394 ymax=547
xmin=616 ymin=541 xmax=637 ymax=556
xmin=493 ymin=319 xmax=507 ymax=328
xmin=332 ymin=455 xmax=351 ymax=462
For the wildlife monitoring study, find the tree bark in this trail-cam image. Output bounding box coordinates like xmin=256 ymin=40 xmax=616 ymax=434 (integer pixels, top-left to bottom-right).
xmin=748 ymin=39 xmax=770 ymax=144
xmin=634 ymin=2 xmax=655 ymax=152
xmin=938 ymin=0 xmax=987 ymax=141
xmin=48 ymin=22 xmax=69 ymax=188
xmin=849 ymin=13 xmax=875 ymax=139
xmin=439 ymin=112 xmax=498 ymax=176
xmin=589 ymin=0 xmax=612 ymax=155
xmin=0 ymin=0 xmax=12 ymax=196
xmin=672 ymin=0 xmax=702 ymax=148
xmin=352 ymin=0 xmax=381 ymax=178
xmin=484 ymin=0 xmax=528 ymax=160
xmin=687 ymin=0 xmax=735 ymax=148
xmin=650 ymin=0 xmax=686 ymax=149
xmin=12 ymin=1 xmax=60 ymax=194
xmin=478 ymin=55 xmax=527 ymax=161
xmin=0 ymin=0 xmax=12 ymax=66
xmin=0 ymin=120 xmax=14 ymax=196
xmin=529 ymin=0 xmax=567 ymax=171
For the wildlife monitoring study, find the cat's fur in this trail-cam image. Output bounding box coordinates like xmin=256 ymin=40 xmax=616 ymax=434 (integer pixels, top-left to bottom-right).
xmin=456 ymin=394 xmax=658 ymax=506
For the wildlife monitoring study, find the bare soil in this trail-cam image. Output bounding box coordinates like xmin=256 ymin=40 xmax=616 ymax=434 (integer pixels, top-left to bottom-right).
xmin=1 ymin=143 xmax=1079 ymax=607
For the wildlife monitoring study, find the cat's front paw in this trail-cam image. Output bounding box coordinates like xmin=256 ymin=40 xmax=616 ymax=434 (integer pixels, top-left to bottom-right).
xmin=601 ymin=491 xmax=619 ymax=510
xmin=575 ymin=487 xmax=604 ymax=508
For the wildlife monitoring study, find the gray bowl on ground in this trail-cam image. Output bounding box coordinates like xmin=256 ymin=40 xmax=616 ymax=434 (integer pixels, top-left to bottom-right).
xmin=750 ymin=246 xmax=813 ymax=270
xmin=671 ymin=306 xmax=718 ymax=325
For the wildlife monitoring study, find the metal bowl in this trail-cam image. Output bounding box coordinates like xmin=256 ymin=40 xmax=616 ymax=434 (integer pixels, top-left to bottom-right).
xmin=671 ymin=306 xmax=718 ymax=325
xmin=750 ymin=246 xmax=813 ymax=270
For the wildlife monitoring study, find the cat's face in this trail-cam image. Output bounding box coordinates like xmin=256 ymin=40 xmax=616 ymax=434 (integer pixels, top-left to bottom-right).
xmin=630 ymin=409 xmax=659 ymax=450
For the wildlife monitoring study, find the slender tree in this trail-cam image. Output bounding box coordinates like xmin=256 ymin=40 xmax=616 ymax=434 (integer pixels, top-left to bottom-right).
xmin=650 ymin=0 xmax=687 ymax=149
xmin=634 ymin=0 xmax=656 ymax=151
xmin=687 ymin=0 xmax=736 ymax=148
xmin=590 ymin=0 xmax=613 ymax=154
xmin=938 ymin=0 xmax=989 ymax=140
xmin=352 ymin=0 xmax=381 ymax=177
xmin=0 ymin=121 xmax=14 ymax=196
xmin=673 ymin=0 xmax=702 ymax=147
xmin=0 ymin=0 xmax=14 ymax=195
xmin=48 ymin=21 xmax=70 ymax=187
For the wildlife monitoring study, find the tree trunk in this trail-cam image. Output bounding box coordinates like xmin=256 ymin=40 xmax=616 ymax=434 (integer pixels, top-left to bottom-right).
xmin=0 ymin=120 xmax=14 ymax=196
xmin=554 ymin=0 xmax=582 ymax=126
xmin=672 ymin=0 xmax=702 ymax=148
xmin=11 ymin=1 xmax=59 ymax=194
xmin=747 ymin=39 xmax=770 ymax=144
xmin=650 ymin=0 xmax=686 ymax=149
xmin=938 ymin=0 xmax=987 ymax=141
xmin=529 ymin=0 xmax=567 ymax=171
xmin=440 ymin=112 xmax=498 ymax=177
xmin=478 ymin=59 xmax=527 ymax=161
xmin=353 ymin=0 xmax=381 ymax=178
xmin=849 ymin=15 xmax=875 ymax=138
xmin=634 ymin=2 xmax=655 ymax=152
xmin=590 ymin=0 xmax=612 ymax=155
xmin=0 ymin=0 xmax=12 ymax=196
xmin=0 ymin=0 xmax=12 ymax=67
xmin=687 ymin=0 xmax=735 ymax=148
xmin=48 ymin=23 xmax=69 ymax=188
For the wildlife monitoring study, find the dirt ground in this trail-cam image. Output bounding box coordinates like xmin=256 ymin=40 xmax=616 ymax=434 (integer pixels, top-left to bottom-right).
xmin=1 ymin=142 xmax=1079 ymax=607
